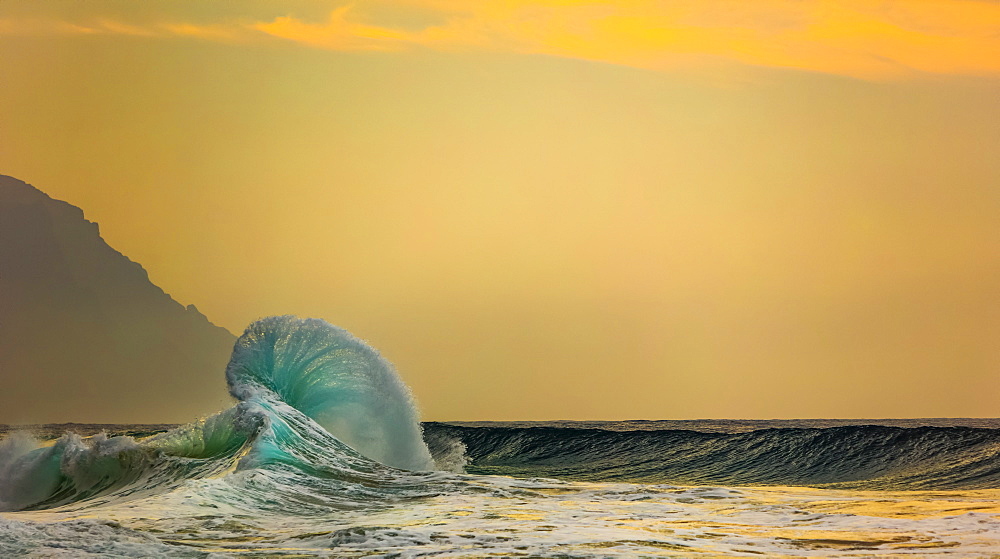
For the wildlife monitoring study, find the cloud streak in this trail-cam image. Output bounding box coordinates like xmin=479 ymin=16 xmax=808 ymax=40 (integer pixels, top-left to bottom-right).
xmin=0 ymin=17 xmax=244 ymax=42
xmin=253 ymin=5 xmax=410 ymax=51
xmin=3 ymin=0 xmax=999 ymax=79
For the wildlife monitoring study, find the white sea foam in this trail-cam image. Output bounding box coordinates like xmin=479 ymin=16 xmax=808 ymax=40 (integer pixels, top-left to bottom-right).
xmin=6 ymin=474 xmax=999 ymax=557
xmin=0 ymin=517 xmax=185 ymax=558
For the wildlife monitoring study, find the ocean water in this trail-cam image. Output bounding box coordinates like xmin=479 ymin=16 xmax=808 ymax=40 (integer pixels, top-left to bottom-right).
xmin=2 ymin=317 xmax=999 ymax=557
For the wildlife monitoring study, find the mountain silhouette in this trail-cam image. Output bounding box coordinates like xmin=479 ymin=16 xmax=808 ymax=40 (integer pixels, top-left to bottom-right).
xmin=0 ymin=175 xmax=235 ymax=423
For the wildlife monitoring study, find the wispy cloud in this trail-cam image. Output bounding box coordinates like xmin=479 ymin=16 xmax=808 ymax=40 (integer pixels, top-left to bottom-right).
xmin=252 ymin=0 xmax=1000 ymax=79
xmin=162 ymin=22 xmax=244 ymax=42
xmin=252 ymin=5 xmax=410 ymax=51
xmin=0 ymin=17 xmax=242 ymax=41
xmin=3 ymin=1 xmax=998 ymax=79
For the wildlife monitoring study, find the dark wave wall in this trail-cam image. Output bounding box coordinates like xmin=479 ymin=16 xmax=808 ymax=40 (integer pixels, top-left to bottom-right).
xmin=424 ymin=423 xmax=1000 ymax=490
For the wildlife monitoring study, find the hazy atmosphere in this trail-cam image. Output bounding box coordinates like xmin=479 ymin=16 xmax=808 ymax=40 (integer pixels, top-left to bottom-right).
xmin=2 ymin=0 xmax=997 ymax=421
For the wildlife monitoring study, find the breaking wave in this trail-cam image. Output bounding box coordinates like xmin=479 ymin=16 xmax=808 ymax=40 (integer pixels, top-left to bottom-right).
xmin=2 ymin=315 xmax=997 ymax=516
xmin=0 ymin=316 xmax=438 ymax=513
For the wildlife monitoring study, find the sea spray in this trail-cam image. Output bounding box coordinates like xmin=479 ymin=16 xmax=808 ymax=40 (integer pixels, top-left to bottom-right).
xmin=226 ymin=316 xmax=434 ymax=471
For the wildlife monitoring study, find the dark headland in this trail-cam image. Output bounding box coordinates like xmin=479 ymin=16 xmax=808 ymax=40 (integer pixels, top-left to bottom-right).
xmin=0 ymin=175 xmax=235 ymax=423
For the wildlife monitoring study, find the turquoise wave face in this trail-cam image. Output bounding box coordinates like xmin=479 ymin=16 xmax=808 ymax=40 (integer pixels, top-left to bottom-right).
xmin=0 ymin=316 xmax=440 ymax=513
xmin=226 ymin=316 xmax=434 ymax=472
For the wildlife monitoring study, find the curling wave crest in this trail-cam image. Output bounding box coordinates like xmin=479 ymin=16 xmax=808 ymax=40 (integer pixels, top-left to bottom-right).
xmin=0 ymin=316 xmax=438 ymax=513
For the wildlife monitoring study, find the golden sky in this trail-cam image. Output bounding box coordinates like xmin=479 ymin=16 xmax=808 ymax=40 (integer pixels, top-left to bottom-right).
xmin=1 ymin=0 xmax=998 ymax=419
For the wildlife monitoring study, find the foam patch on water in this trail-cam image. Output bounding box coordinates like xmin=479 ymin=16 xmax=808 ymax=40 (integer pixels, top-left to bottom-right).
xmin=0 ymin=517 xmax=195 ymax=558
xmin=7 ymin=473 xmax=1000 ymax=558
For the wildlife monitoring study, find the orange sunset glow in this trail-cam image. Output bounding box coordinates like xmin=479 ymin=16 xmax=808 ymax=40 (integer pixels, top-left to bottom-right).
xmin=1 ymin=0 xmax=997 ymax=422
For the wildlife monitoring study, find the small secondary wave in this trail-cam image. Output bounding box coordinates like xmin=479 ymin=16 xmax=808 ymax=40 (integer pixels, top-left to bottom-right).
xmin=0 ymin=405 xmax=259 ymax=511
xmin=424 ymin=423 xmax=1000 ymax=490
